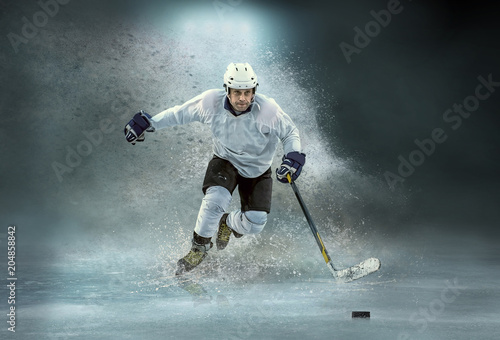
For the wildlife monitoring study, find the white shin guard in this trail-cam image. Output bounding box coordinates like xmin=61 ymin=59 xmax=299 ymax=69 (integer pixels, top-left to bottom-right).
xmin=228 ymin=210 xmax=267 ymax=235
xmin=194 ymin=186 xmax=232 ymax=238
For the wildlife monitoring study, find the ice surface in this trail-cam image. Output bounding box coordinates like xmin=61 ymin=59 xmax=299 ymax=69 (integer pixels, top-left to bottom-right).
xmin=15 ymin=227 xmax=500 ymax=340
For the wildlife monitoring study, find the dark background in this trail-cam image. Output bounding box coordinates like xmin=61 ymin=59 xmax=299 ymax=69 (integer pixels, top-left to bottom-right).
xmin=1 ymin=0 xmax=499 ymax=249
xmin=258 ymin=0 xmax=500 ymax=230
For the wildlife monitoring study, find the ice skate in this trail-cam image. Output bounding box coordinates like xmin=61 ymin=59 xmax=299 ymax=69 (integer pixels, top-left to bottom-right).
xmin=176 ymin=239 xmax=213 ymax=275
xmin=216 ymin=213 xmax=243 ymax=250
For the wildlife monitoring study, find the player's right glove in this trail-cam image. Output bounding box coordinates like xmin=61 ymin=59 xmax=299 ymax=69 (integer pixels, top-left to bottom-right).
xmin=124 ymin=110 xmax=155 ymax=145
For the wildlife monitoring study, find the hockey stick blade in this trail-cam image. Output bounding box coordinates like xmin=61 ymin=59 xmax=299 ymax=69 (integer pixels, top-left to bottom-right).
xmin=286 ymin=175 xmax=381 ymax=283
xmin=332 ymin=257 xmax=381 ymax=283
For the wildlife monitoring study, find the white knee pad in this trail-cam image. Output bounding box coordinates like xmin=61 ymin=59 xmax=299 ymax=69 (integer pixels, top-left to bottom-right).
xmin=194 ymin=186 xmax=232 ymax=238
xmin=237 ymin=210 xmax=267 ymax=234
xmin=203 ymin=186 xmax=232 ymax=212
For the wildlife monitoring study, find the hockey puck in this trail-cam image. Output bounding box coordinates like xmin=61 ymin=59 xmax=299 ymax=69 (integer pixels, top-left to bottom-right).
xmin=352 ymin=311 xmax=370 ymax=318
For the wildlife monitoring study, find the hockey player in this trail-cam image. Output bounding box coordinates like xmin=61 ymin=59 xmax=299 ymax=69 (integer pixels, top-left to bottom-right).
xmin=124 ymin=63 xmax=305 ymax=274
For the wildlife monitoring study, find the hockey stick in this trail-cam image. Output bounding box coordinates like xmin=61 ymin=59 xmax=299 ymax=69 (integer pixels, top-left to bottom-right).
xmin=286 ymin=174 xmax=381 ymax=282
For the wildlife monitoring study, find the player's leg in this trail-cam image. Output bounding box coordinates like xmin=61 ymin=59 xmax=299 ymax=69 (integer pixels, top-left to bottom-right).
xmin=177 ymin=156 xmax=238 ymax=274
xmin=217 ymin=167 xmax=272 ymax=250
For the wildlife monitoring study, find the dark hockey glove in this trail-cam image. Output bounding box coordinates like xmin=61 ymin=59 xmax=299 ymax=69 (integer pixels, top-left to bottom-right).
xmin=124 ymin=110 xmax=155 ymax=145
xmin=276 ymin=151 xmax=306 ymax=183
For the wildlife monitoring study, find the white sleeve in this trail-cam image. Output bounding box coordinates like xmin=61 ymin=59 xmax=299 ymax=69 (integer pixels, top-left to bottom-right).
xmin=279 ymin=111 xmax=302 ymax=155
xmin=150 ymin=90 xmax=214 ymax=130
xmin=255 ymin=94 xmax=302 ymax=155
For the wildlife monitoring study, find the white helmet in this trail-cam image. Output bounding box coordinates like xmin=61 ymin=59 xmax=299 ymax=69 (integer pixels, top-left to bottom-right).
xmin=223 ymin=62 xmax=258 ymax=93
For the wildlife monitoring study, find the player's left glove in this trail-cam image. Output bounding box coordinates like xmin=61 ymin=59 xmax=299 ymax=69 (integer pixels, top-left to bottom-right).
xmin=124 ymin=110 xmax=155 ymax=145
xmin=276 ymin=151 xmax=306 ymax=183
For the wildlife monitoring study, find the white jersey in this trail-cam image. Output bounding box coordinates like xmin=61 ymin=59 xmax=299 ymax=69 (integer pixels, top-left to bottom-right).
xmin=151 ymin=89 xmax=302 ymax=178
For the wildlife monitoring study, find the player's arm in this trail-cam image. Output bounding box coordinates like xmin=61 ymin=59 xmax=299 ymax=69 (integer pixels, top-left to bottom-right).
xmin=275 ymin=112 xmax=306 ymax=183
xmin=123 ymin=90 xmax=215 ymax=145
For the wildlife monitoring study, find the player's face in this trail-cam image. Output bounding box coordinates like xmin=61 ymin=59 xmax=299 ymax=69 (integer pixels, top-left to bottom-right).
xmin=228 ymin=88 xmax=254 ymax=111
